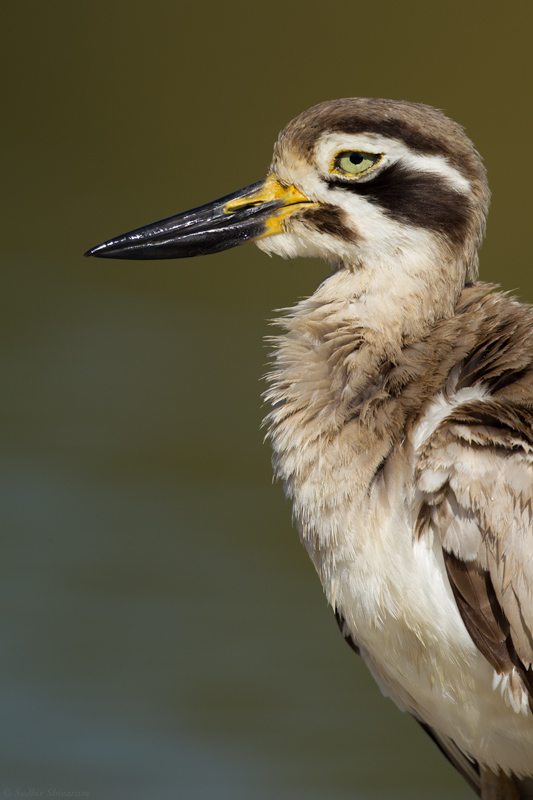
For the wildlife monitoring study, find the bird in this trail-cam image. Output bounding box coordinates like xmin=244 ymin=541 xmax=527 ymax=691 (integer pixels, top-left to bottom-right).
xmin=86 ymin=98 xmax=533 ymax=799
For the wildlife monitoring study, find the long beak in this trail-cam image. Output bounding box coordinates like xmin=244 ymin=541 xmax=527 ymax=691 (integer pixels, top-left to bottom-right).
xmin=85 ymin=177 xmax=313 ymax=260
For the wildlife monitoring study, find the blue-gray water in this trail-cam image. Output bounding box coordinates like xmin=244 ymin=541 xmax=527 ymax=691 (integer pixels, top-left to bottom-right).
xmin=2 ymin=2 xmax=532 ymax=797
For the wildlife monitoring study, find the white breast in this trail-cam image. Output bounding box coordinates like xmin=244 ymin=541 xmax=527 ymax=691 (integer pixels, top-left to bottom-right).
xmin=284 ymin=396 xmax=533 ymax=777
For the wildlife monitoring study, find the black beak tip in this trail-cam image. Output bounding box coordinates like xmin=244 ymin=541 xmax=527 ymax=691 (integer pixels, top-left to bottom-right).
xmin=85 ymin=240 xmax=127 ymax=259
xmin=84 ymin=242 xmax=107 ymax=258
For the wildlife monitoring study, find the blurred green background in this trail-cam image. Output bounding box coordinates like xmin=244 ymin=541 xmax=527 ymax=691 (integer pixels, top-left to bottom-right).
xmin=2 ymin=1 xmax=532 ymax=798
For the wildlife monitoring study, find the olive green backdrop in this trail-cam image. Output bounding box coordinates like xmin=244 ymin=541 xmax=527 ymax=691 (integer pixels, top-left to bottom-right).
xmin=2 ymin=1 xmax=532 ymax=798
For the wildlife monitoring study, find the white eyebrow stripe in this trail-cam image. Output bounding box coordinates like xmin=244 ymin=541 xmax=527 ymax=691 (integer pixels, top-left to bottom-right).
xmin=397 ymin=151 xmax=471 ymax=193
xmin=314 ymin=133 xmax=471 ymax=194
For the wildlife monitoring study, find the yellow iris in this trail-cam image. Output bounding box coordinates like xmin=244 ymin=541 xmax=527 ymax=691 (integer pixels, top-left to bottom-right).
xmin=333 ymin=151 xmax=382 ymax=177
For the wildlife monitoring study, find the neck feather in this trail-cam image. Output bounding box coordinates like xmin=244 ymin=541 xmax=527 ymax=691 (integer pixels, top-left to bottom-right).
xmin=264 ymin=258 xmax=473 ymax=564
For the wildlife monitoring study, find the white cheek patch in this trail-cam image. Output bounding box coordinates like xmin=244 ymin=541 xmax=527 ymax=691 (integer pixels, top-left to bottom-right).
xmin=255 ymin=181 xmax=443 ymax=273
xmin=313 ymin=185 xmax=438 ymax=261
xmin=256 ymin=229 xmax=355 ymax=265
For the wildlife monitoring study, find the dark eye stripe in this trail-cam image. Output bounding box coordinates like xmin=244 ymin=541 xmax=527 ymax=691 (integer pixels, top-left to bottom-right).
xmin=325 ymin=162 xmax=472 ymax=244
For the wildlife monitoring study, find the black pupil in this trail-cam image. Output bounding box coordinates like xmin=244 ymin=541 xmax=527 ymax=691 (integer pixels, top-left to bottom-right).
xmin=349 ymin=153 xmax=364 ymax=165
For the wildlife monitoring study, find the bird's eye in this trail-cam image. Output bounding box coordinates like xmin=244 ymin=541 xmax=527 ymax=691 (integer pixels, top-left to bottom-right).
xmin=333 ymin=151 xmax=382 ymax=177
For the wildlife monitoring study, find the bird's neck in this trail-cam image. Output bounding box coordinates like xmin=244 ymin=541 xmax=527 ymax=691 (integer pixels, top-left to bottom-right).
xmin=267 ymin=250 xmax=466 ymax=419
xmin=265 ymin=254 xmax=468 ymax=571
xmin=328 ymin=245 xmax=466 ymax=338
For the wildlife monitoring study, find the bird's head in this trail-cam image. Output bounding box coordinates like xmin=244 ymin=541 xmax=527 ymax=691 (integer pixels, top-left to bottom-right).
xmin=86 ymin=98 xmax=489 ymax=298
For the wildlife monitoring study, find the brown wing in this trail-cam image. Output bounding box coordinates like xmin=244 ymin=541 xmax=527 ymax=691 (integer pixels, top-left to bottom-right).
xmin=416 ymin=398 xmax=533 ymax=714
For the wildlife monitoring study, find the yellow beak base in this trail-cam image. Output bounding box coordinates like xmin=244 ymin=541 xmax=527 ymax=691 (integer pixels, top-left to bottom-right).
xmin=224 ymin=176 xmax=315 ymax=237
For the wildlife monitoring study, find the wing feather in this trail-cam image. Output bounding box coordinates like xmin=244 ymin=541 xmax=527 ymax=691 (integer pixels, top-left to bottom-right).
xmin=416 ymin=398 xmax=533 ymax=713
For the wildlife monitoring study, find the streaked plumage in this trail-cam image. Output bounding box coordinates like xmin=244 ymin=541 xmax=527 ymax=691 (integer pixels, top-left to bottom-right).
xmin=86 ymin=98 xmax=533 ymax=798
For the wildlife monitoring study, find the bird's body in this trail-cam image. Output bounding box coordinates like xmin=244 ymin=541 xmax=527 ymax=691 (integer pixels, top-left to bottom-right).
xmin=266 ymin=280 xmax=533 ymax=785
xmin=87 ymin=98 xmax=533 ymax=798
